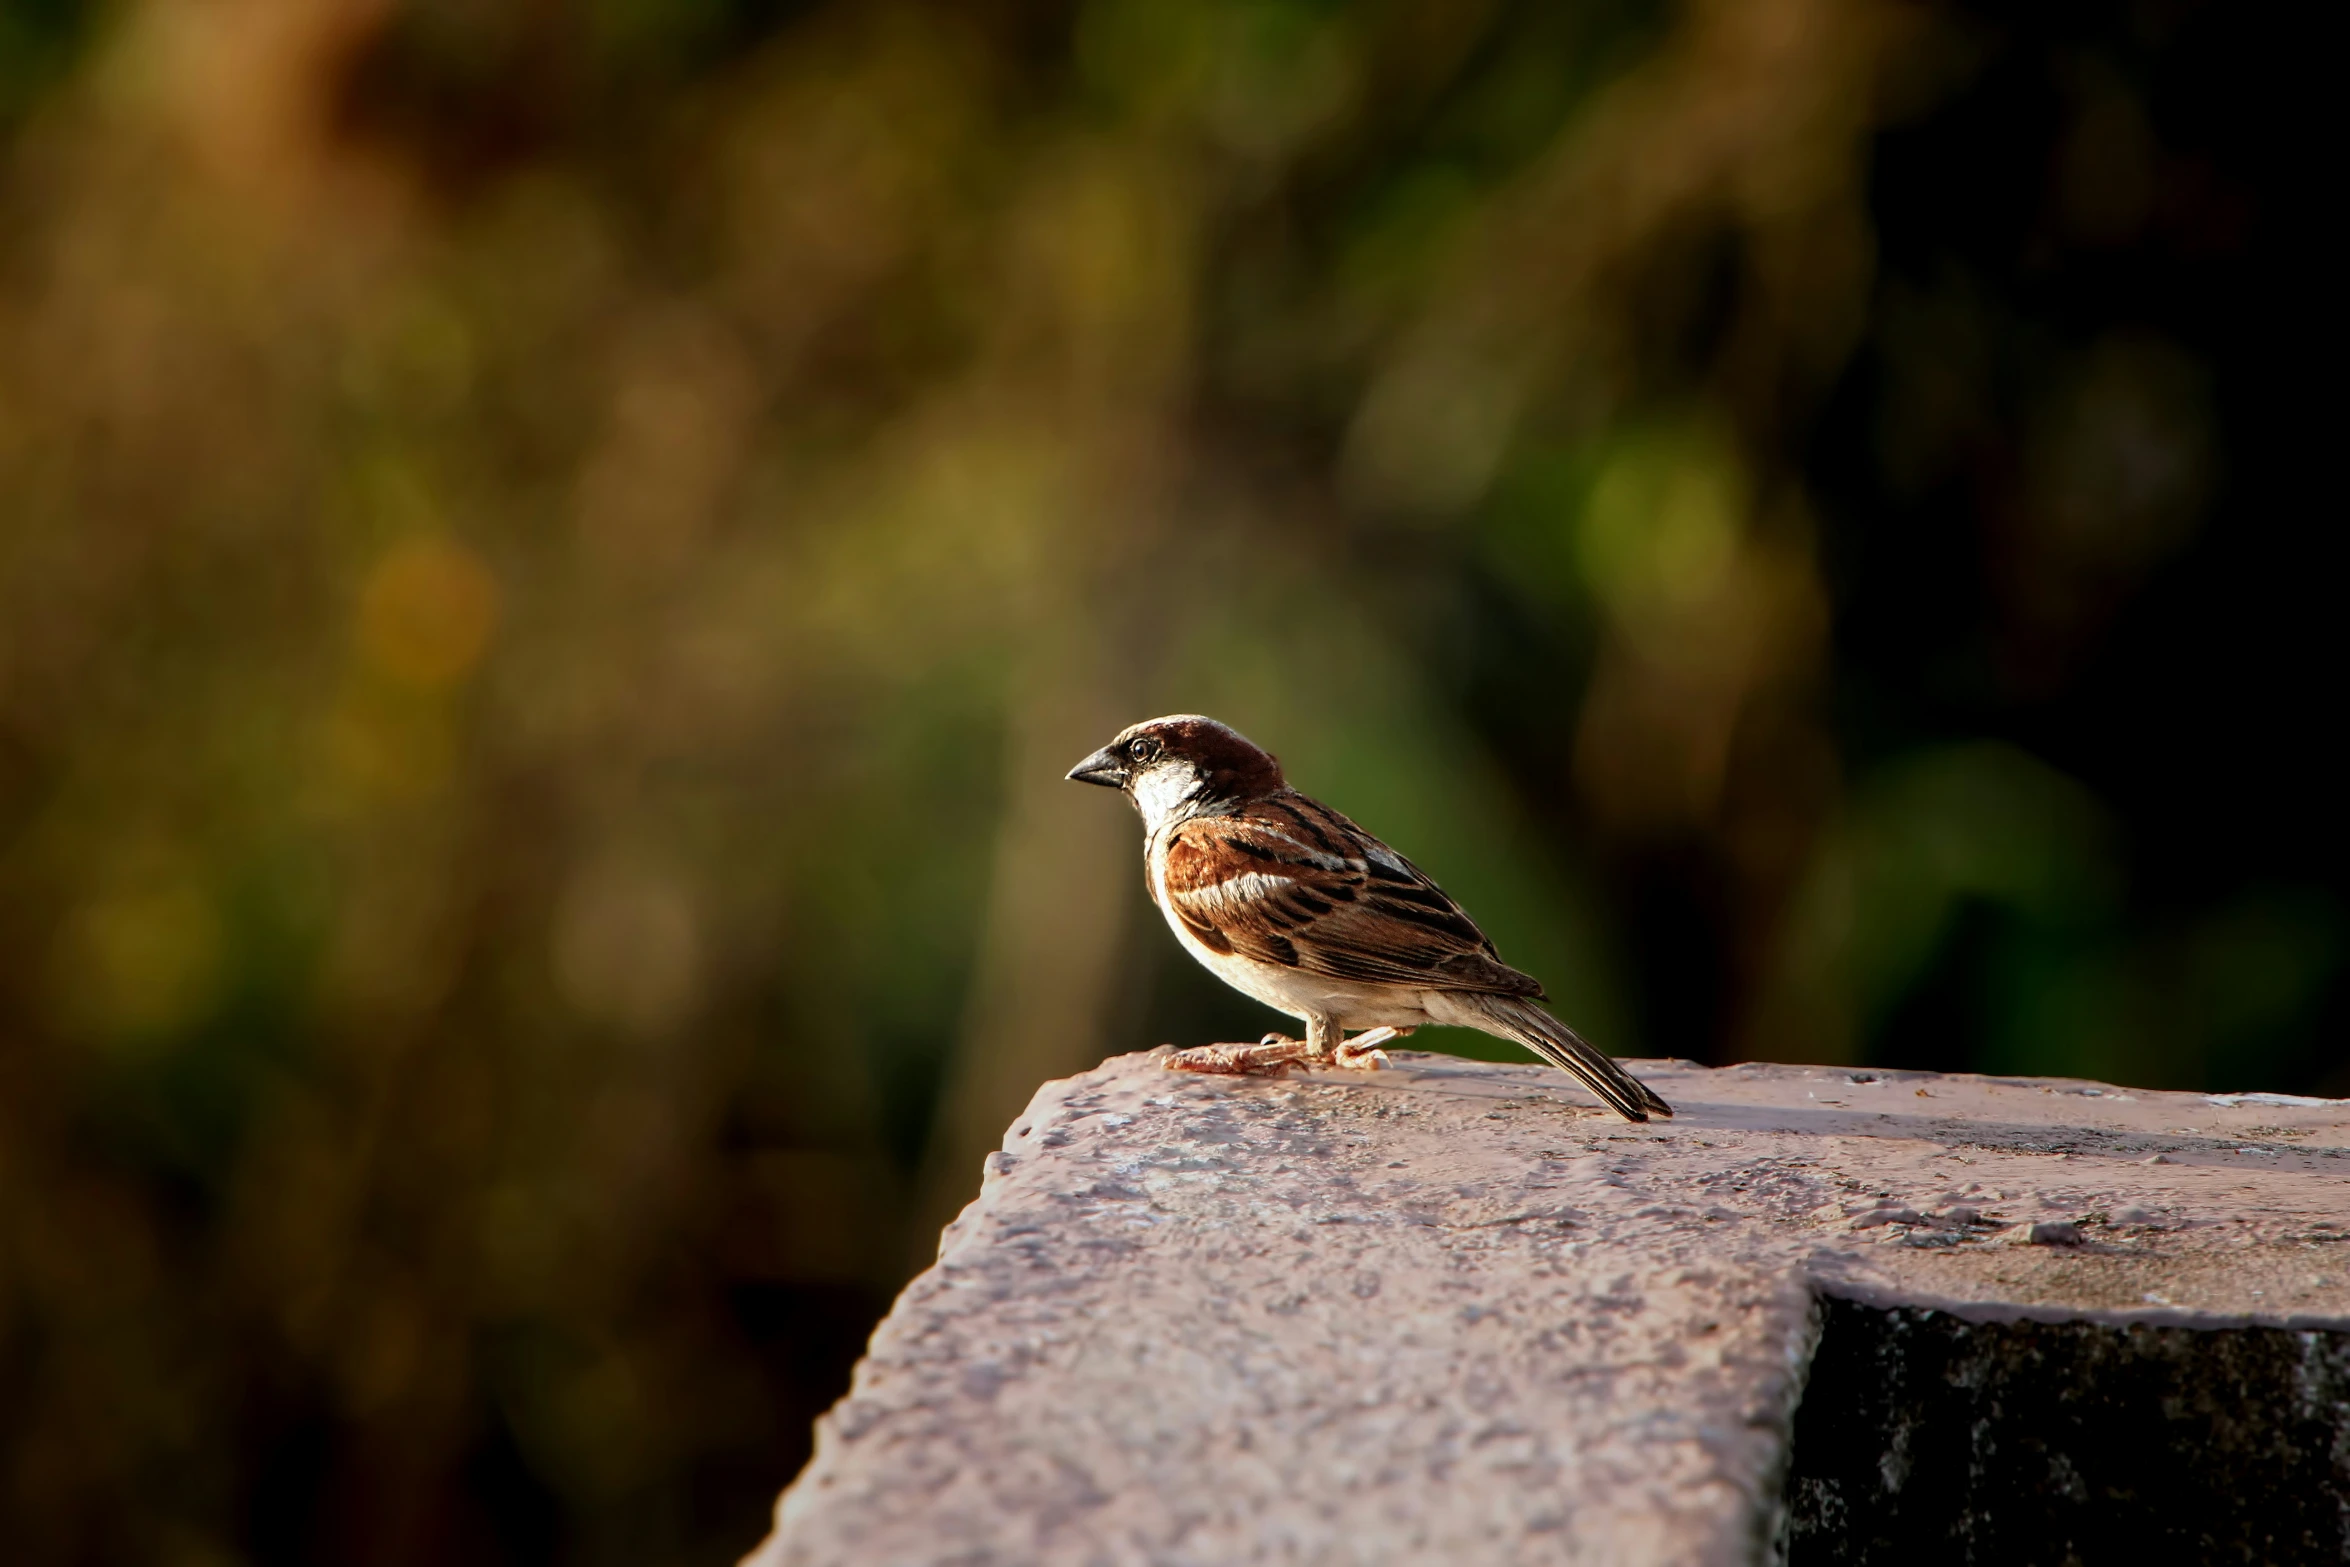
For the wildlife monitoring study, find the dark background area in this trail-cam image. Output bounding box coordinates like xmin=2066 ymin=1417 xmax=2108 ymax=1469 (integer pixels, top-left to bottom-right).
xmin=1 ymin=1 xmax=2338 ymax=1563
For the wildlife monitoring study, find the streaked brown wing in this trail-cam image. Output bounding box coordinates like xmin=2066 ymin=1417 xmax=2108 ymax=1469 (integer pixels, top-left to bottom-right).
xmin=1161 ymin=793 xmax=1543 ymax=997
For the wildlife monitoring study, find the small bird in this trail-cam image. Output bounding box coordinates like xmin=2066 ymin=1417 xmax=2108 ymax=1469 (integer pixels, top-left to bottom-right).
xmin=1067 ymin=714 xmax=1672 ymax=1122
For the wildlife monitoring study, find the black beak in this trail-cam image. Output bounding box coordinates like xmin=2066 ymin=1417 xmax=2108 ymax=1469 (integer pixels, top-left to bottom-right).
xmin=1065 ymin=745 xmax=1127 ymax=789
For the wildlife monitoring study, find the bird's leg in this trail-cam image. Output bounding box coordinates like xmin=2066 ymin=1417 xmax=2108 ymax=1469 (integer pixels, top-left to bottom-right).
xmin=1305 ymin=1014 xmax=1342 ymax=1062
xmin=1163 ymin=1033 xmax=1311 ymax=1075
xmin=1333 ymin=1025 xmax=1412 ymax=1070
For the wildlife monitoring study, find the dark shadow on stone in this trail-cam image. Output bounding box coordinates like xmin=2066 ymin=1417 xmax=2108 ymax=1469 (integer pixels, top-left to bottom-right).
xmin=1780 ymin=1297 xmax=2350 ymax=1566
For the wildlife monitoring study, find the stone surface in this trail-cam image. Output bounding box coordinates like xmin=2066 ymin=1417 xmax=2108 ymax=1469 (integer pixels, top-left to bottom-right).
xmin=743 ymin=1052 xmax=2350 ymax=1566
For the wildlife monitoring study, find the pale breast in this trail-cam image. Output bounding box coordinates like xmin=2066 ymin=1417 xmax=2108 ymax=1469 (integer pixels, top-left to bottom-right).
xmin=1151 ymin=889 xmax=1432 ymax=1029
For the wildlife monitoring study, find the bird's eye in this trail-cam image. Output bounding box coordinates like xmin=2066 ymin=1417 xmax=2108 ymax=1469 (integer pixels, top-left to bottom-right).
xmin=1126 ymin=737 xmax=1158 ymax=762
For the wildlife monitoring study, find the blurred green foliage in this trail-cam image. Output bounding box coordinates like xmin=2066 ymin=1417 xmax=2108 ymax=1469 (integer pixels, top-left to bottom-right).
xmin=1 ymin=0 xmax=2339 ymax=1562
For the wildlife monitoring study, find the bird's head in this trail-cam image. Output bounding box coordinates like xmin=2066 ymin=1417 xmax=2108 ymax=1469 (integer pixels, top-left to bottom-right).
xmin=1066 ymin=714 xmax=1285 ymax=825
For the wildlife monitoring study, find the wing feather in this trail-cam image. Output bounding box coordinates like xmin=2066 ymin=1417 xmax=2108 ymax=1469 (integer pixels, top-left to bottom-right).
xmin=1161 ymin=794 xmax=1543 ymax=997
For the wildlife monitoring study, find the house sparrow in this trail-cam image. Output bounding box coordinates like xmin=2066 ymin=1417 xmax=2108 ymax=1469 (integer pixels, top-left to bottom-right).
xmin=1067 ymin=715 xmax=1672 ymax=1122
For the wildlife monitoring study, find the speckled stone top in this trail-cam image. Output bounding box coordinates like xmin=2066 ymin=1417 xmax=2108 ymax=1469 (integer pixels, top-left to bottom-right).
xmin=744 ymin=1052 xmax=2350 ymax=1567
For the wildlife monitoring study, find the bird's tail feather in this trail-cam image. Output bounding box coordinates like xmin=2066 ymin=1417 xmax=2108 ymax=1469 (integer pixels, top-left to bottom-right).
xmin=1441 ymin=994 xmax=1673 ymax=1122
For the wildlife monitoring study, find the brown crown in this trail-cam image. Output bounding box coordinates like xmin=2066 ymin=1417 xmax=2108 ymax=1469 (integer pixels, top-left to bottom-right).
xmin=1122 ymin=714 xmax=1286 ymax=801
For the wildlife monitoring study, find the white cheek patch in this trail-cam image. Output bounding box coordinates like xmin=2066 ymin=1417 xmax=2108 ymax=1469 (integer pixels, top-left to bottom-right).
xmin=1129 ymin=764 xmax=1203 ymax=826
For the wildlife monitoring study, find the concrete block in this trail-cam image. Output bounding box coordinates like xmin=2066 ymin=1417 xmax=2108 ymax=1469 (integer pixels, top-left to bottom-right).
xmin=743 ymin=1053 xmax=2350 ymax=1565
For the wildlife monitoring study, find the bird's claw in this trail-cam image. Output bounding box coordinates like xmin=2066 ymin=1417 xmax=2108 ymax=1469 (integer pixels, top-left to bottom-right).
xmin=1162 ymin=1034 xmax=1310 ymax=1075
xmin=1164 ymin=1026 xmax=1407 ymax=1074
xmin=1332 ymin=1025 xmax=1404 ymax=1070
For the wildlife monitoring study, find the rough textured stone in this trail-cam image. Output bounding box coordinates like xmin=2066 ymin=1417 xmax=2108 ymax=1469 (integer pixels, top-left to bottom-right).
xmin=743 ymin=1052 xmax=2350 ymax=1566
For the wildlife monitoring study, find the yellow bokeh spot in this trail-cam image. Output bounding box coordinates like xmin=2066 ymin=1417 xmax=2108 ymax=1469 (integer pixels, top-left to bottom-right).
xmin=357 ymin=536 xmax=499 ymax=688
xmin=58 ymin=883 xmax=225 ymax=1043
xmin=1578 ymin=432 xmax=1744 ymax=621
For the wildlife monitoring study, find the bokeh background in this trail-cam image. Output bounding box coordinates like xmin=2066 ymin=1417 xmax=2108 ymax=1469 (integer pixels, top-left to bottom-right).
xmin=1 ymin=0 xmax=2338 ymax=1561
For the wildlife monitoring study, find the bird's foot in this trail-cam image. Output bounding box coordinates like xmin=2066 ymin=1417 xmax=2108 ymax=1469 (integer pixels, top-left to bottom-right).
xmin=1163 ymin=1034 xmax=1312 ymax=1075
xmin=1331 ymin=1026 xmax=1410 ymax=1070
